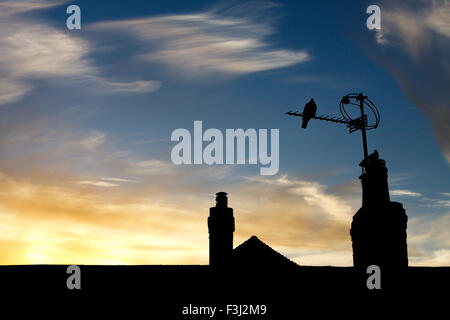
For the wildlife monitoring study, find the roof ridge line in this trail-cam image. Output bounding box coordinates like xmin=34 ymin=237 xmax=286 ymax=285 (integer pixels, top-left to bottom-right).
xmin=233 ymin=235 xmax=299 ymax=266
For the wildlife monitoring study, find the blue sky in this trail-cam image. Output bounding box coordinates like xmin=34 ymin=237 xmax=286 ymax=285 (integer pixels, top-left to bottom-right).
xmin=0 ymin=0 xmax=448 ymax=266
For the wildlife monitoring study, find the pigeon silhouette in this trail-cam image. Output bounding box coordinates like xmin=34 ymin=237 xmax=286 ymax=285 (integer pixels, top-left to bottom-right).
xmin=368 ymin=150 xmax=379 ymax=160
xmin=302 ymin=98 xmax=317 ymax=128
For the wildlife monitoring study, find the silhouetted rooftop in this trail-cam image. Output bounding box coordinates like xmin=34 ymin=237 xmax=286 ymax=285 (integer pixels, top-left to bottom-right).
xmin=232 ymin=236 xmax=299 ymax=270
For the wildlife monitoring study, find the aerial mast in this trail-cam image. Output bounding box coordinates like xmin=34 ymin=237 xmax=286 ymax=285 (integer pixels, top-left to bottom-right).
xmin=285 ymin=92 xmax=380 ymax=163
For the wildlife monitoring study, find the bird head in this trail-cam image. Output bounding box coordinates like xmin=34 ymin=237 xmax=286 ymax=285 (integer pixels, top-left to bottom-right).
xmin=341 ymin=96 xmax=350 ymax=104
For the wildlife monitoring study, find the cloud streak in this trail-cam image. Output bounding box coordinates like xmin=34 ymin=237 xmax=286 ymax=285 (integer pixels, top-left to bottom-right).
xmin=0 ymin=0 xmax=67 ymax=17
xmin=0 ymin=2 xmax=160 ymax=106
xmin=76 ymin=181 xmax=119 ymax=188
xmin=408 ymin=212 xmax=450 ymax=266
xmin=391 ymin=189 xmax=422 ymax=197
xmin=92 ymin=3 xmax=310 ymax=77
xmin=367 ymin=0 xmax=450 ymax=163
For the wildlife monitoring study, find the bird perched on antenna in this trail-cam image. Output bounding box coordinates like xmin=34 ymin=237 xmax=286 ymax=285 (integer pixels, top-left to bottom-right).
xmin=302 ymin=98 xmax=317 ymax=128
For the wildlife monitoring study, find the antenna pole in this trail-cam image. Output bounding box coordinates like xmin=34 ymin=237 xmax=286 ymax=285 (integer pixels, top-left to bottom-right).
xmin=358 ymin=93 xmax=369 ymax=160
xmin=285 ymin=92 xmax=380 ymax=162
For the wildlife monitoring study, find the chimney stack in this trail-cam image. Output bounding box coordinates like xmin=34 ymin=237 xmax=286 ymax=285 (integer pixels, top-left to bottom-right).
xmin=350 ymin=151 xmax=408 ymax=274
xmin=208 ymin=192 xmax=235 ymax=268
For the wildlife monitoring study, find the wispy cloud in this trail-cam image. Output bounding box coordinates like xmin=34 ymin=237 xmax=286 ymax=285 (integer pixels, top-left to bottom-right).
xmin=76 ymin=177 xmax=136 ymax=188
xmin=367 ymin=0 xmax=450 ymax=163
xmin=408 ymin=213 xmax=450 ymax=266
xmin=432 ymin=199 xmax=450 ymax=208
xmin=76 ymin=181 xmax=119 ymax=187
xmin=78 ymin=131 xmax=107 ymax=151
xmin=436 ymin=200 xmax=450 ymax=208
xmin=129 ymin=159 xmax=179 ymax=176
xmin=101 ymin=177 xmax=135 ymax=183
xmin=419 ymin=196 xmax=450 ymax=209
xmin=246 ymin=175 xmax=354 ymax=220
xmin=0 ymin=118 xmax=109 ymax=177
xmin=391 ymin=189 xmax=422 ymax=197
xmin=376 ymin=1 xmax=450 ymax=51
xmin=91 ymin=3 xmax=310 ymax=77
xmin=0 ymin=0 xmax=67 ymax=17
xmin=131 ymin=138 xmax=166 ymax=145
xmin=102 ymin=80 xmax=161 ymax=93
xmin=0 ymin=79 xmax=31 ymax=105
xmin=0 ymin=20 xmax=92 ymax=104
xmin=0 ymin=3 xmax=160 ymax=106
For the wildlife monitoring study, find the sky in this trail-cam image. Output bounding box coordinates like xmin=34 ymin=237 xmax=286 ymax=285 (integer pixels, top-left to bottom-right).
xmin=0 ymin=0 xmax=448 ymax=266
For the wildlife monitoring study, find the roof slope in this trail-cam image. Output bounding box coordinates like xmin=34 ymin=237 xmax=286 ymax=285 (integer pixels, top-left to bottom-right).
xmin=232 ymin=236 xmax=300 ymax=270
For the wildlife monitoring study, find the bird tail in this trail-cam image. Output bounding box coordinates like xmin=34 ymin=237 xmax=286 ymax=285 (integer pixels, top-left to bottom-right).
xmin=301 ymin=119 xmax=307 ymax=128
